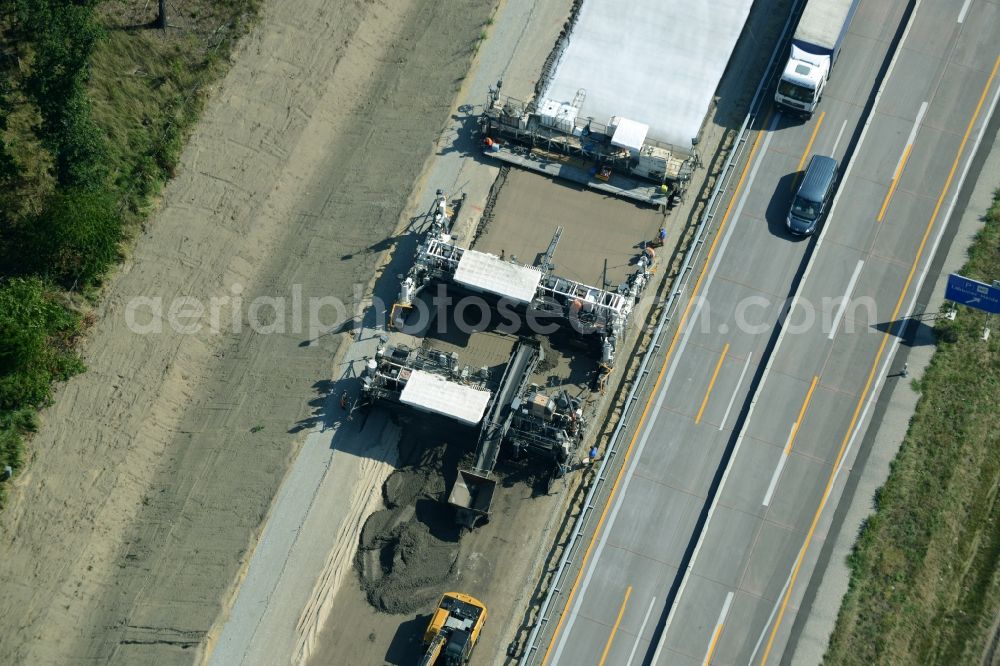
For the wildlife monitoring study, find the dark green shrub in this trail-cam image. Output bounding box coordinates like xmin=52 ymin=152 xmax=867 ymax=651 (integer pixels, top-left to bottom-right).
xmin=24 ymin=189 xmax=122 ymax=288
xmin=0 ymin=277 xmax=84 ymax=410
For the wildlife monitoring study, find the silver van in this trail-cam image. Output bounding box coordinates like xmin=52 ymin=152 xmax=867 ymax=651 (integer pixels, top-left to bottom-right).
xmin=787 ymin=155 xmax=838 ymax=235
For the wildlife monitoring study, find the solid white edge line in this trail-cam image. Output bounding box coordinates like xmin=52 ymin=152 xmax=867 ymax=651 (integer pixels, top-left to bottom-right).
xmin=552 ymin=114 xmax=780 ymax=666
xmin=827 ymin=260 xmax=866 ymax=339
xmin=626 ymin=596 xmax=658 ymax=666
xmin=748 ymin=20 xmax=1000 ymax=666
xmin=719 ymin=354 xmax=754 ymax=431
xmin=703 ymin=592 xmax=736 ymax=665
xmin=957 ymin=0 xmax=973 ymax=23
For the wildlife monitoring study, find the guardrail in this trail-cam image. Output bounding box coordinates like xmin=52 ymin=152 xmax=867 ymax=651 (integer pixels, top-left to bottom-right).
xmin=516 ymin=2 xmax=805 ymax=662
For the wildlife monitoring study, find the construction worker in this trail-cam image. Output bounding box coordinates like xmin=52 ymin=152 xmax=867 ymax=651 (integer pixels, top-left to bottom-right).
xmin=658 ymin=227 xmax=667 ymax=244
xmin=588 ymin=446 xmax=599 ymax=464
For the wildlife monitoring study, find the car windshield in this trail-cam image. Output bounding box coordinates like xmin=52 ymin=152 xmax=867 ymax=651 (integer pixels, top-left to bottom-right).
xmin=791 ymin=195 xmax=820 ymax=221
xmin=778 ymin=79 xmax=815 ymax=103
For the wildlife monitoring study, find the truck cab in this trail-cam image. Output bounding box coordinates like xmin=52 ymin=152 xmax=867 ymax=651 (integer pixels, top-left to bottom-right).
xmin=775 ymin=0 xmax=860 ymax=117
xmin=775 ymin=46 xmax=828 ymax=115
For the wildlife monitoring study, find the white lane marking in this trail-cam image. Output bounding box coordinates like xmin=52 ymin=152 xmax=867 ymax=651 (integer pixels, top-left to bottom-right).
xmin=887 ymin=101 xmax=927 ymax=184
xmin=719 ymin=354 xmax=754 ymax=431
xmin=762 ymin=424 xmax=796 ymax=507
xmin=747 ymin=568 xmax=794 ymax=665
xmin=893 ymin=101 xmax=927 ymax=158
xmin=829 ymin=119 xmax=848 ymax=157
xmin=625 ymin=596 xmax=658 ymax=666
xmin=957 ymin=0 xmax=973 ymax=23
xmin=703 ymin=592 xmax=735 ymax=665
xmin=550 ymin=114 xmax=780 ymax=665
xmin=655 ymin=1 xmax=923 ymax=657
xmin=905 ymin=101 xmax=928 ymax=150
xmin=827 ymin=260 xmax=866 ymax=339
xmin=748 ymin=18 xmax=1000 ymax=666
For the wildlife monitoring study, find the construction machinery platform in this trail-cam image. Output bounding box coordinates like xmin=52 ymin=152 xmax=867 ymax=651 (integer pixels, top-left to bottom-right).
xmin=479 ymin=87 xmax=697 ymax=210
xmin=483 ymin=142 xmax=672 ymax=208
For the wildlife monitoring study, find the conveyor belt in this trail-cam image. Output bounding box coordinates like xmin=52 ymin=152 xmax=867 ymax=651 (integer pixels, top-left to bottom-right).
xmin=472 ymin=339 xmax=540 ymax=474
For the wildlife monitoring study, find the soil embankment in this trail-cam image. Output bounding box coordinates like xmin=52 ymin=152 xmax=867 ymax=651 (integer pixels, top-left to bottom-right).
xmin=0 ymin=0 xmax=493 ymax=663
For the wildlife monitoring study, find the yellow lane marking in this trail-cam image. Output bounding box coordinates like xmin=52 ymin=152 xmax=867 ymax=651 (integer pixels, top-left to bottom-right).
xmin=762 ymin=375 xmax=820 ymax=507
xmin=598 ymin=586 xmax=633 ymax=666
xmin=759 ymin=53 xmax=1000 ymax=665
xmin=786 ymin=376 xmax=819 ymax=454
xmin=704 ymin=623 xmax=724 ymax=665
xmin=540 ymin=111 xmax=773 ymax=665
xmin=877 ymin=143 xmax=913 ymax=221
xmin=704 ymin=591 xmax=735 ymax=665
xmin=791 ymin=111 xmax=826 ymax=191
xmin=695 ymin=343 xmax=731 ymax=424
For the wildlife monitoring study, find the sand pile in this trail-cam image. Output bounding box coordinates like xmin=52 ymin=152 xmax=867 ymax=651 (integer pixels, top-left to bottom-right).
xmin=355 ymin=466 xmax=462 ymax=614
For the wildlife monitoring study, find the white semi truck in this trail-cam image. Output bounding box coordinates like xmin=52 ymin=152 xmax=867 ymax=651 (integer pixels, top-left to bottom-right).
xmin=775 ymin=0 xmax=861 ymax=116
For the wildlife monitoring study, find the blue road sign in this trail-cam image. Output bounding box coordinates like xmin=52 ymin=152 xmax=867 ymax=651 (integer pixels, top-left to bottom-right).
xmin=945 ymin=273 xmax=1000 ymax=315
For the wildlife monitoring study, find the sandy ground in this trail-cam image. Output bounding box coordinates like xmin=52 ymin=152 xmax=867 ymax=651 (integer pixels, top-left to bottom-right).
xmin=0 ymin=0 xmax=494 ymax=663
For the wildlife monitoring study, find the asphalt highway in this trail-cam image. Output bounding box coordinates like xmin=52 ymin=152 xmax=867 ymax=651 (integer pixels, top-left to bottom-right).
xmin=537 ymin=0 xmax=1000 ymax=664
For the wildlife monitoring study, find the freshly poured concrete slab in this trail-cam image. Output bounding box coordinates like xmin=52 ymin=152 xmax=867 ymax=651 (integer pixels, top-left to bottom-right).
xmin=544 ymin=0 xmax=753 ymax=148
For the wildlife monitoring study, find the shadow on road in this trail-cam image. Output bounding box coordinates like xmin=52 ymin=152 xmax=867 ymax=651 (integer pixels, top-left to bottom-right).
xmin=765 ymin=172 xmax=802 ymax=239
xmin=872 ymin=315 xmax=937 ymax=346
xmin=384 ymin=612 xmax=430 ymax=665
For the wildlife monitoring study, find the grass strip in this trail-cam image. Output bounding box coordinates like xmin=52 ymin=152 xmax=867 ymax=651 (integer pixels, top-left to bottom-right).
xmin=825 ymin=189 xmax=1000 ymax=665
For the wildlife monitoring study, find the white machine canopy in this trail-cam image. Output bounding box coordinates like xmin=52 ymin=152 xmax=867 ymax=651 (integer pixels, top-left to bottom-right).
xmin=399 ymin=370 xmax=492 ymax=426
xmin=610 ymin=117 xmax=649 ymax=153
xmin=454 ymin=250 xmax=542 ymax=305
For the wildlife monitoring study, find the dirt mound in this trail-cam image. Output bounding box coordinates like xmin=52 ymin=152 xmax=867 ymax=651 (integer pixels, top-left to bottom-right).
xmin=357 ymin=468 xmax=461 ymax=614
xmin=383 ymin=466 xmax=434 ymax=508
